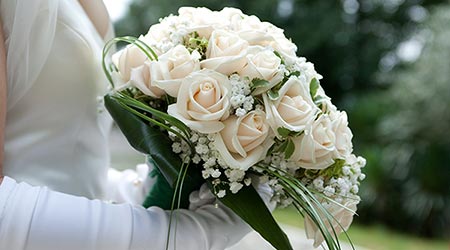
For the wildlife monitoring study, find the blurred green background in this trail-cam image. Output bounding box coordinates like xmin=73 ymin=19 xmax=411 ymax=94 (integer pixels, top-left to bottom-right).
xmin=108 ymin=0 xmax=449 ymax=247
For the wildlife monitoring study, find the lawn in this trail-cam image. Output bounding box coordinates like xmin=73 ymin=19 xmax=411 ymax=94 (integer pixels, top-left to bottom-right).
xmin=274 ymin=207 xmax=449 ymax=250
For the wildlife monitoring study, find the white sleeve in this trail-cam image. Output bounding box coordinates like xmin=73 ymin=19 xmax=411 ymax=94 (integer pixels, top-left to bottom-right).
xmin=0 ymin=176 xmax=251 ymax=250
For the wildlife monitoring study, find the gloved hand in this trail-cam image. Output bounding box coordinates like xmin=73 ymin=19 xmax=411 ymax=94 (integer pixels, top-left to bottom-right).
xmin=105 ymin=164 xmax=154 ymax=204
xmin=0 ymin=176 xmax=255 ymax=250
xmin=189 ymin=177 xmax=276 ymax=212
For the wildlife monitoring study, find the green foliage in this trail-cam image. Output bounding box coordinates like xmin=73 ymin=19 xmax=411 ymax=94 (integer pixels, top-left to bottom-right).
xmin=350 ymin=5 xmax=450 ymax=238
xmin=217 ymin=184 xmax=293 ymax=250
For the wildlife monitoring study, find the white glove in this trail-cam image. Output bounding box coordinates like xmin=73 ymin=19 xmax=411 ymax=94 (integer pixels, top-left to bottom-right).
xmin=0 ymin=176 xmax=251 ymax=250
xmin=189 ymin=181 xmax=276 ymax=212
xmin=105 ymin=164 xmax=154 ymax=205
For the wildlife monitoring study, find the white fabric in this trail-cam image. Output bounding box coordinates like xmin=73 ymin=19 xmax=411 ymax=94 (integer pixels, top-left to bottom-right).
xmin=1 ymin=0 xmax=58 ymax=109
xmin=0 ymin=1 xmax=270 ymax=248
xmin=0 ymin=176 xmax=251 ymax=250
xmin=106 ymin=164 xmax=154 ymax=204
xmin=2 ymin=0 xmax=114 ymax=199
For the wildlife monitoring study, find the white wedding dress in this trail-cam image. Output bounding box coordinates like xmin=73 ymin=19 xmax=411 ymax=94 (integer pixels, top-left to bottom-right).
xmin=0 ymin=1 xmax=270 ymax=249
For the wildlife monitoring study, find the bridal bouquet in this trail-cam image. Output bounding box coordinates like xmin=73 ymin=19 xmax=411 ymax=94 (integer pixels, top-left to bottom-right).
xmin=102 ymin=7 xmax=366 ymax=250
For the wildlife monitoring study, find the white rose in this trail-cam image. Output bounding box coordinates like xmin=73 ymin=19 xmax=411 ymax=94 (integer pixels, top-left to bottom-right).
xmin=201 ymin=30 xmax=249 ymax=75
xmin=291 ymin=115 xmax=336 ymax=169
xmin=330 ymin=111 xmax=353 ymax=158
xmin=151 ymin=45 xmax=201 ymax=97
xmin=270 ymin=36 xmax=298 ymax=65
xmin=129 ymin=61 xmax=165 ymax=98
xmin=214 ymin=110 xmax=273 ymax=170
xmin=264 ymin=76 xmax=319 ymax=136
xmin=167 ymin=69 xmax=231 ymax=133
xmin=145 ymin=23 xmax=170 ymax=44
xmin=112 ymin=45 xmax=148 ymax=81
xmin=179 ymin=7 xmax=221 ymax=39
xmin=315 ymin=85 xmax=337 ymax=114
xmin=304 ymin=199 xmax=358 ymax=248
xmin=219 ymin=7 xmax=244 ymax=23
xmin=233 ymin=15 xmax=276 ymax=45
xmin=239 ymin=46 xmax=283 ymax=95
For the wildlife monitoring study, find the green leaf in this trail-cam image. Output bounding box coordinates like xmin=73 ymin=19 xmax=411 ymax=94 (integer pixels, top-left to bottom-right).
xmin=104 ymin=94 xmax=203 ymax=209
xmin=251 ymin=78 xmax=270 ymax=90
xmin=273 ymin=51 xmax=285 ymax=65
xmin=215 ymin=184 xmax=294 ymax=250
xmin=268 ymin=89 xmax=280 ymax=100
xmin=285 ymin=138 xmax=295 ymax=159
xmin=277 ymin=127 xmax=291 ymax=138
xmin=310 ymin=78 xmax=320 ymax=98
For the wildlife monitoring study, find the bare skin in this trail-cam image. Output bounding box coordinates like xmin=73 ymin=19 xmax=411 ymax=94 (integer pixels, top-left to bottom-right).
xmin=0 ymin=1 xmax=111 ymax=185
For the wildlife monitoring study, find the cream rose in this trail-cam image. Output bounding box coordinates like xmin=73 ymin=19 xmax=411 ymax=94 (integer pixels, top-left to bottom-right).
xmin=330 ymin=111 xmax=353 ymax=158
xmin=214 ymin=110 xmax=272 ymax=170
xmin=201 ymin=30 xmax=249 ymax=75
xmin=179 ymin=7 xmax=221 ymax=39
xmin=291 ymin=115 xmax=336 ymax=169
xmin=232 ymin=15 xmax=276 ymax=46
xmin=112 ymin=45 xmax=148 ymax=82
xmin=304 ymin=199 xmax=358 ymax=248
xmin=239 ymin=46 xmax=283 ymax=95
xmin=129 ymin=61 xmax=165 ymax=98
xmin=270 ymin=36 xmax=298 ymax=65
xmin=264 ymin=76 xmax=318 ymax=136
xmin=167 ymin=69 xmax=231 ymax=133
xmin=151 ymin=45 xmax=201 ymax=97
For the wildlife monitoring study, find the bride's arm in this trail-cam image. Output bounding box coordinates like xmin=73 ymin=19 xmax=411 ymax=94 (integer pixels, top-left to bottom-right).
xmin=0 ymin=17 xmax=7 ymax=184
xmin=0 ymin=176 xmax=259 ymax=250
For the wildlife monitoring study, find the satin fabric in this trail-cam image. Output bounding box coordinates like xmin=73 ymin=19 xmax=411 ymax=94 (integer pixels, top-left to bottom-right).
xmin=0 ymin=176 xmax=251 ymax=250
xmin=2 ymin=0 xmax=114 ymax=199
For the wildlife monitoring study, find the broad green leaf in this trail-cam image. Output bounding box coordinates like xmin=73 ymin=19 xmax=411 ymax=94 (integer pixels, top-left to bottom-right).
xmin=214 ymin=184 xmax=294 ymax=250
xmin=106 ymin=93 xmax=296 ymax=250
xmin=104 ymin=94 xmax=202 ymax=209
xmin=277 ymin=127 xmax=291 ymax=138
xmin=285 ymin=138 xmax=295 ymax=159
xmin=310 ymin=78 xmax=320 ymax=98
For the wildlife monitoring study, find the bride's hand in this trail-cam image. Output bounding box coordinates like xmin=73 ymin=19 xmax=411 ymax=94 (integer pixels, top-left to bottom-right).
xmin=106 ymin=164 xmax=154 ymax=204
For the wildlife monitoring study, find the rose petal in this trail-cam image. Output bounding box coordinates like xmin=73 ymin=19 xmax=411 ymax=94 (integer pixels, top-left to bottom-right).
xmin=167 ymin=104 xmax=225 ymax=133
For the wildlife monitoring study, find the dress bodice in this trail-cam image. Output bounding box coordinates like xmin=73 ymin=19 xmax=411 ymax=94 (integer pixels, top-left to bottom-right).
xmin=2 ymin=0 xmax=113 ymax=199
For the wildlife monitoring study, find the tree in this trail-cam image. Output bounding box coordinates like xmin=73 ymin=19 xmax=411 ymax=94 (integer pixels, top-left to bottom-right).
xmin=352 ymin=5 xmax=450 ymax=238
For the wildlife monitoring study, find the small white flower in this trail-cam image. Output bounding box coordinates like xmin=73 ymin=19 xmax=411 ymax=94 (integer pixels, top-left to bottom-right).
xmin=211 ymin=169 xmax=222 ymax=178
xmin=202 ymin=170 xmax=210 ymax=179
xmin=342 ymin=166 xmax=351 ymax=176
xmin=190 ymin=133 xmax=199 ymax=143
xmin=230 ymin=74 xmax=240 ymax=82
xmin=313 ymin=177 xmax=324 ymax=189
xmin=192 ymin=154 xmax=201 ymax=164
xmin=359 ymin=173 xmax=366 ymax=181
xmin=324 ymin=186 xmax=335 ymax=197
xmin=198 ymin=137 xmax=208 ymax=145
xmin=235 ymin=108 xmax=247 ymax=117
xmin=216 ymin=190 xmax=226 ymax=198
xmin=172 ymin=142 xmax=182 ymax=153
xmin=229 ymin=182 xmax=244 ymax=194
